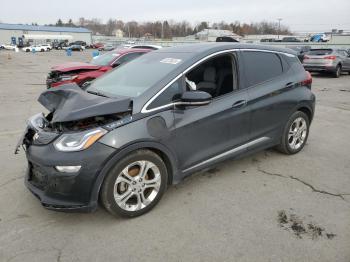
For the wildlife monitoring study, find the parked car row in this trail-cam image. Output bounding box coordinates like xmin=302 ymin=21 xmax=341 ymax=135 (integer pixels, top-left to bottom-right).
xmin=260 ymin=34 xmax=330 ymax=43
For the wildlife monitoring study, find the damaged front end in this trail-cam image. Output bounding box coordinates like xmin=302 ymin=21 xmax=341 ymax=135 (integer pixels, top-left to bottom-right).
xmin=15 ymin=84 xmax=133 ymax=154
xmin=15 ymin=84 xmax=134 ymax=211
xmin=15 ymin=112 xmax=132 ymax=154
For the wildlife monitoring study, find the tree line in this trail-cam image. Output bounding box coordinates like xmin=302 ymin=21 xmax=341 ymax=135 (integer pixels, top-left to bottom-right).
xmin=46 ymin=18 xmax=290 ymax=38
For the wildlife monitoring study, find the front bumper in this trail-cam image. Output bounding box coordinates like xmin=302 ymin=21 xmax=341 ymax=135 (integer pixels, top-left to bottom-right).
xmin=25 ymin=141 xmax=116 ymax=212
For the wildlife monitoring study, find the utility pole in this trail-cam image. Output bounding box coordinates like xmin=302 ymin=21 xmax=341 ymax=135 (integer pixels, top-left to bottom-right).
xmin=161 ymin=21 xmax=164 ymax=40
xmin=277 ymin=18 xmax=282 ymax=40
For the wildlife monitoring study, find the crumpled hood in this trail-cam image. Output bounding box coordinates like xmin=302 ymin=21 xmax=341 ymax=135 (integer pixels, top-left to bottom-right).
xmin=38 ymin=84 xmax=131 ymax=123
xmin=51 ymin=62 xmax=101 ymax=72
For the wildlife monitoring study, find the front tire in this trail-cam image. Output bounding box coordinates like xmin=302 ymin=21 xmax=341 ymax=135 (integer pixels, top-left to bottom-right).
xmin=100 ymin=150 xmax=168 ymax=218
xmin=276 ymin=111 xmax=310 ymax=155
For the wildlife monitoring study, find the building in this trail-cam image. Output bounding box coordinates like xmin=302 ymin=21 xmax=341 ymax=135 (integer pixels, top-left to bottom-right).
xmin=195 ymin=29 xmax=242 ymax=42
xmin=0 ymin=23 xmax=92 ymax=46
xmin=114 ymin=29 xmax=124 ymax=39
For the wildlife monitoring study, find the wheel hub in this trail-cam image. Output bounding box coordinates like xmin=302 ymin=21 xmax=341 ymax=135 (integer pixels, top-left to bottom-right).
xmin=113 ymin=160 xmax=161 ymax=212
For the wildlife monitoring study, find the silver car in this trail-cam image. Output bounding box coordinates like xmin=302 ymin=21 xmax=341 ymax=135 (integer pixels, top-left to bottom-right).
xmin=303 ymin=48 xmax=350 ymax=77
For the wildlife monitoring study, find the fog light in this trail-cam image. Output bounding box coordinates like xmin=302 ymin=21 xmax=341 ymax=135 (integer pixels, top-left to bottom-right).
xmin=55 ymin=166 xmax=81 ymax=173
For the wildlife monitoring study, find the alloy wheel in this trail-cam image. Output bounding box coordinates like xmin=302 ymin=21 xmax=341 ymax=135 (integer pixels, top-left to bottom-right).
xmin=288 ymin=117 xmax=308 ymax=150
xmin=114 ymin=161 xmax=161 ymax=212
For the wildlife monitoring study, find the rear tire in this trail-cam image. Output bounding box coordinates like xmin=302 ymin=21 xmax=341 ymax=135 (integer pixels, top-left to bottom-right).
xmin=100 ymin=150 xmax=168 ymax=218
xmin=276 ymin=111 xmax=310 ymax=155
xmin=333 ymin=65 xmax=341 ymax=78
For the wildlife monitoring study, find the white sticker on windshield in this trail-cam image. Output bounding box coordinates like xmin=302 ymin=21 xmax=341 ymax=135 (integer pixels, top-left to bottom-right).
xmin=160 ymin=58 xmax=182 ymax=64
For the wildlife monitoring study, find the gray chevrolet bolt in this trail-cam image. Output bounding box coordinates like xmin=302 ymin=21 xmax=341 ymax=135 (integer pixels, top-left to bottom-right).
xmin=16 ymin=43 xmax=315 ymax=217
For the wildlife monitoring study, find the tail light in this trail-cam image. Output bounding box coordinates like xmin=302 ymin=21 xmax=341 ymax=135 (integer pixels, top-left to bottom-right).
xmin=324 ymin=55 xmax=336 ymax=60
xmin=302 ymin=71 xmax=312 ymax=89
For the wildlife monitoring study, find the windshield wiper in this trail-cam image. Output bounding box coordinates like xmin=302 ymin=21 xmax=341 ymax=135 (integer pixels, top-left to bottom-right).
xmin=87 ymin=89 xmax=109 ymax=98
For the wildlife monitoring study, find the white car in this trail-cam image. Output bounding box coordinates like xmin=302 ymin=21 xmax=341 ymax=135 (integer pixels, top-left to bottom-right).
xmin=22 ymin=45 xmax=49 ymax=52
xmin=0 ymin=44 xmax=17 ymax=50
xmin=41 ymin=44 xmax=52 ymax=50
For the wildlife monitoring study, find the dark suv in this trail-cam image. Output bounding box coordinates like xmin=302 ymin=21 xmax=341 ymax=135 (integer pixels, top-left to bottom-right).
xmin=16 ymin=43 xmax=315 ymax=217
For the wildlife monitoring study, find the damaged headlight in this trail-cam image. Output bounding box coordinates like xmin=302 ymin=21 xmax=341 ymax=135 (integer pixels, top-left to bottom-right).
xmin=54 ymin=128 xmax=107 ymax=152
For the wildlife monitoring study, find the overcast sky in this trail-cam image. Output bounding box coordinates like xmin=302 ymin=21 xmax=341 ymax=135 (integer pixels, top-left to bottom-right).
xmin=1 ymin=0 xmax=350 ymax=32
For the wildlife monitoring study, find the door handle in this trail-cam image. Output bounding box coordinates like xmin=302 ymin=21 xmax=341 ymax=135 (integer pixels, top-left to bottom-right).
xmin=285 ymin=82 xmax=295 ymax=88
xmin=232 ymin=100 xmax=247 ymax=109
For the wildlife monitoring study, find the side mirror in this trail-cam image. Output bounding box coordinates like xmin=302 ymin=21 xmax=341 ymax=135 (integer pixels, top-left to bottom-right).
xmin=179 ymin=91 xmax=212 ymax=106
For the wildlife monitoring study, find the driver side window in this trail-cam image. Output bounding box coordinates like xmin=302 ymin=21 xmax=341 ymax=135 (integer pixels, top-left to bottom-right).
xmin=185 ymin=53 xmax=238 ymax=98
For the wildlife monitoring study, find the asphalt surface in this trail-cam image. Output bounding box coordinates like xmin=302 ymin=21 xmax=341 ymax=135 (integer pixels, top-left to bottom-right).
xmin=0 ymin=50 xmax=349 ymax=262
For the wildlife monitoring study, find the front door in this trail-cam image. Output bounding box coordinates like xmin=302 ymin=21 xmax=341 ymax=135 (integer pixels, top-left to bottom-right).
xmin=173 ymin=89 xmax=250 ymax=172
xmin=171 ymin=52 xmax=250 ymax=172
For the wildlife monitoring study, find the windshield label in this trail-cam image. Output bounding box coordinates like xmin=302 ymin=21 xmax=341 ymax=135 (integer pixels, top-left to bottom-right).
xmin=160 ymin=58 xmax=182 ymax=64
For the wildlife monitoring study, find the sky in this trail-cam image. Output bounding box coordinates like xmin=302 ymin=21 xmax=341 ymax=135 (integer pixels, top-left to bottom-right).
xmin=1 ymin=0 xmax=350 ymax=33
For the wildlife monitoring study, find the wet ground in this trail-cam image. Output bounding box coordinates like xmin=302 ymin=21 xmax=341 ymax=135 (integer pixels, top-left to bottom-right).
xmin=0 ymin=50 xmax=349 ymax=262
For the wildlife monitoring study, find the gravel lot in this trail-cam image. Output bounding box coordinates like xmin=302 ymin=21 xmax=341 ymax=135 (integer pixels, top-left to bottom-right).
xmin=0 ymin=50 xmax=349 ymax=262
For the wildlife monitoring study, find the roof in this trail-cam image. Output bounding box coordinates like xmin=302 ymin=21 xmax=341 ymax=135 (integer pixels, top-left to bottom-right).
xmin=0 ymin=23 xmax=91 ymax=33
xmin=156 ymin=42 xmax=296 ymax=55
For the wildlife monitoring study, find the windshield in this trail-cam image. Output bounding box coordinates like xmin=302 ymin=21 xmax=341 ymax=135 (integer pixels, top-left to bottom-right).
xmin=87 ymin=52 xmax=188 ymax=98
xmin=90 ymin=52 xmax=120 ymax=66
xmin=307 ymin=49 xmax=333 ymax=56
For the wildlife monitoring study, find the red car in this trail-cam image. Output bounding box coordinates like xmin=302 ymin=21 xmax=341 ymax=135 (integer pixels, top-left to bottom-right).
xmin=91 ymin=42 xmax=104 ymax=49
xmin=46 ymin=48 xmax=151 ymax=88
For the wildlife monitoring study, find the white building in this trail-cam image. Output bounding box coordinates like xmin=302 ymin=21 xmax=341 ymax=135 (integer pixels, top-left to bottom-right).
xmin=0 ymin=23 xmax=92 ymax=46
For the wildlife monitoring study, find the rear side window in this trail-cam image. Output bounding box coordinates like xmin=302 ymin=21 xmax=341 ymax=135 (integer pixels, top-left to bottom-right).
xmin=242 ymin=51 xmax=283 ymax=87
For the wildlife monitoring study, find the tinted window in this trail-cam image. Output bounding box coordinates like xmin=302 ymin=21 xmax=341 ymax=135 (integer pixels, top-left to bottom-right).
xmin=336 ymin=50 xmax=347 ymax=56
xmin=307 ymin=49 xmax=333 ymax=55
xmin=115 ymin=52 xmax=144 ymax=65
xmin=90 ymin=52 xmax=121 ymax=66
xmin=148 ymin=80 xmax=182 ymax=109
xmin=242 ymin=51 xmax=283 ymax=87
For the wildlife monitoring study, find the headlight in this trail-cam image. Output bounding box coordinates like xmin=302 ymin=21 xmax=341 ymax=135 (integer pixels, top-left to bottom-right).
xmin=54 ymin=128 xmax=107 ymax=152
xmin=60 ymin=75 xmax=78 ymax=81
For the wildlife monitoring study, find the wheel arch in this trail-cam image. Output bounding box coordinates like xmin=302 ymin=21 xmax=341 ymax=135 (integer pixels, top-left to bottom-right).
xmin=297 ymin=106 xmax=313 ymax=123
xmin=89 ymin=141 xmax=179 ymax=207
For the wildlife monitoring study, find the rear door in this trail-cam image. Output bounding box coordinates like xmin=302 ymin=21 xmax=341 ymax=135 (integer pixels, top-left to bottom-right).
xmin=242 ymin=50 xmax=297 ymax=146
